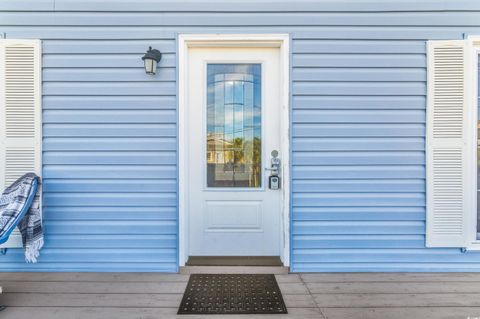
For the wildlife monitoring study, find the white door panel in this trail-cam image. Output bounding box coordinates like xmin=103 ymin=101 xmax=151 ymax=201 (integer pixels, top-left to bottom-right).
xmin=187 ymin=48 xmax=282 ymax=256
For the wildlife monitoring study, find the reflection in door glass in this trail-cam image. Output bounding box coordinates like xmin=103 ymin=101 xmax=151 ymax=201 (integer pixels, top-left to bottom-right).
xmin=477 ymin=54 xmax=480 ymax=234
xmin=207 ymin=64 xmax=261 ymax=188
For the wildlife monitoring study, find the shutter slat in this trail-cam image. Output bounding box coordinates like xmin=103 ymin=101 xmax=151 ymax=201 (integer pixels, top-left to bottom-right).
xmin=0 ymin=40 xmax=42 ymax=248
xmin=426 ymin=40 xmax=470 ymax=248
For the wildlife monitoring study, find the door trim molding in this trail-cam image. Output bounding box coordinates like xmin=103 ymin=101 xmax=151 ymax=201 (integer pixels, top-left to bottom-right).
xmin=178 ymin=34 xmax=290 ymax=268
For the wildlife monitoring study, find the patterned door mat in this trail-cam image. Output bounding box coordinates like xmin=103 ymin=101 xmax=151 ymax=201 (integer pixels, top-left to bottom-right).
xmin=177 ymin=274 xmax=288 ymax=315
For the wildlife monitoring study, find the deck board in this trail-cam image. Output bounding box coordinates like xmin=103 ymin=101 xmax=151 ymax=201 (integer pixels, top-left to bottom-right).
xmin=313 ymin=293 xmax=480 ymax=307
xmin=1 ymin=272 xmax=480 ymax=318
xmin=306 ymin=282 xmax=480 ymax=294
xmin=322 ymin=307 xmax=480 ymax=319
xmin=0 ymin=307 xmax=326 ymax=319
xmin=0 ymin=272 xmax=189 ymax=282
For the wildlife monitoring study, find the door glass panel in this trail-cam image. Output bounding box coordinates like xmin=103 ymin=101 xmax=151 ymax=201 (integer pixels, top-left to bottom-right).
xmin=206 ymin=64 xmax=261 ymax=188
xmin=477 ymin=54 xmax=480 ymax=233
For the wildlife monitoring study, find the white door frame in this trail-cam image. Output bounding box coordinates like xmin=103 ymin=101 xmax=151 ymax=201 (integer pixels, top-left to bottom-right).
xmin=178 ymin=34 xmax=290 ymax=267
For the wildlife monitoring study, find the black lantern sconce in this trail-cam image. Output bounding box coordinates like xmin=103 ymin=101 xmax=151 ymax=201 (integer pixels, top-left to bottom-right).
xmin=142 ymin=46 xmax=162 ymax=75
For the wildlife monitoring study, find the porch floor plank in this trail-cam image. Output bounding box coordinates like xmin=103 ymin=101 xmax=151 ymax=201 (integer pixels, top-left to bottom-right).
xmin=301 ymin=273 xmax=480 ymax=282
xmin=306 ymin=281 xmax=480 ymax=294
xmin=0 ymin=273 xmax=189 ymax=282
xmin=0 ymin=307 xmax=325 ymax=319
xmin=313 ymin=293 xmax=480 ymax=307
xmin=1 ymin=272 xmax=480 ymax=318
xmin=322 ymin=307 xmax=480 ymax=319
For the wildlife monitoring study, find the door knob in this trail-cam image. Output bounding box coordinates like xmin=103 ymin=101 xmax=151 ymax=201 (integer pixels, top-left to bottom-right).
xmin=267 ymin=150 xmax=281 ymax=190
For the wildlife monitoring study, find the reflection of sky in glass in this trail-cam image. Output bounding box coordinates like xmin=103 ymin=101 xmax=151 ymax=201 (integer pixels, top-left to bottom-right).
xmin=206 ymin=64 xmax=261 ymax=188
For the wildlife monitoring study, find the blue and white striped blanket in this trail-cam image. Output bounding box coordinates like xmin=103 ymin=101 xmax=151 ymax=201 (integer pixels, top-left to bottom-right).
xmin=0 ymin=173 xmax=43 ymax=263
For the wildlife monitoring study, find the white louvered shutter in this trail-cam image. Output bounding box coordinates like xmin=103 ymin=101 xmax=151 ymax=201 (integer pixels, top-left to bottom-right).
xmin=0 ymin=40 xmax=42 ymax=247
xmin=426 ymin=40 xmax=471 ymax=247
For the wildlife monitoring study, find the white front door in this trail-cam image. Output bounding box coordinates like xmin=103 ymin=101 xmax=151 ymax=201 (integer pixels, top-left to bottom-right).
xmin=186 ymin=47 xmax=282 ymax=256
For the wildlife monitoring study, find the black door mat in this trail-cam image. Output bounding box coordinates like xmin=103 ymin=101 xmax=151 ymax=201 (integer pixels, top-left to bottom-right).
xmin=178 ymin=274 xmax=288 ymax=315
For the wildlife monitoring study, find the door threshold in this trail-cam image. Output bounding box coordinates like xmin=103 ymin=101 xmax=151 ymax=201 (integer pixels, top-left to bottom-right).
xmin=187 ymin=256 xmax=283 ymax=267
xmin=180 ymin=266 xmax=289 ymax=275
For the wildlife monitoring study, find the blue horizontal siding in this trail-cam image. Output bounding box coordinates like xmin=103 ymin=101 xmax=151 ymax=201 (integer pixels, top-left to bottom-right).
xmin=45 ymin=206 xmax=177 ymax=220
xmin=293 ymin=249 xmax=480 ymax=263
xmin=293 ymin=179 xmax=425 ymax=193
xmin=42 ymin=96 xmax=176 ymax=109
xmin=293 ymin=137 xmax=424 ymax=151
xmin=293 ymin=124 xmax=425 ymax=137
xmin=43 ymin=221 xmax=176 ymax=234
xmin=0 ymin=0 xmax=479 ymax=272
xmin=2 ymin=1 xmax=480 ymax=12
xmin=293 ymin=165 xmax=425 ymax=179
xmin=43 ymin=82 xmax=176 ymax=95
xmin=293 ymin=221 xmax=425 ymax=235
xmin=43 ymin=124 xmax=177 ymax=137
xmin=293 ymin=193 xmax=425 ymax=207
xmin=43 ymin=138 xmax=176 ymax=151
xmin=4 ymin=12 xmax=480 ymax=26
xmin=293 ymin=68 xmax=426 ymax=82
xmin=42 ymin=40 xmax=176 ymax=54
xmin=293 ymin=206 xmax=425 ymax=221
xmin=45 ymin=235 xmax=177 ymax=248
xmin=43 ymin=68 xmax=176 ymax=82
xmin=293 ymin=40 xmax=427 ymax=54
xmin=43 ymin=152 xmax=176 ymax=164
xmin=1 ymin=248 xmax=177 ymax=263
xmin=43 ymin=110 xmax=176 ymax=123
xmin=43 ymin=54 xmax=176 ymax=68
xmin=293 ymin=82 xmax=426 ymax=95
xmin=43 ymin=193 xmax=177 ymax=207
xmin=293 ymin=151 xmax=425 ymax=165
xmin=293 ymin=110 xmax=425 ymax=123
xmin=3 ymin=26 xmax=480 ymax=40
xmin=43 ymin=165 xmax=176 ymax=179
xmin=294 ymin=54 xmax=426 ymax=67
xmin=293 ymin=96 xmax=426 ymax=109
xmin=293 ymin=235 xmax=426 ymax=249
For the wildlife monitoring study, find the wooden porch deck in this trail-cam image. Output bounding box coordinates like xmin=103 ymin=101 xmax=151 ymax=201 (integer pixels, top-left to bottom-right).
xmin=0 ymin=272 xmax=480 ymax=318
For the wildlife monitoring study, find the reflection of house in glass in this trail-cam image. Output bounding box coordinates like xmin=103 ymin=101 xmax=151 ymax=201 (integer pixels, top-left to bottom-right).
xmin=207 ymin=133 xmax=261 ymax=187
xmin=206 ymin=64 xmax=262 ymax=188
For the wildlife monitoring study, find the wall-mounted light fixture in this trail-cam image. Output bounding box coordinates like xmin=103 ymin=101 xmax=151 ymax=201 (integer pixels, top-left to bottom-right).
xmin=142 ymin=46 xmax=162 ymax=75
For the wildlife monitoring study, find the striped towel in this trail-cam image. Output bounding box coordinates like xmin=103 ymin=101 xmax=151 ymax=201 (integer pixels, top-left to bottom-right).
xmin=0 ymin=173 xmax=43 ymax=263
